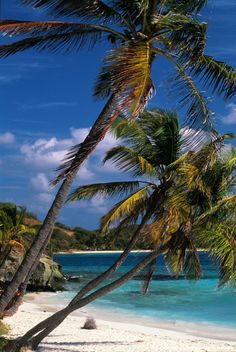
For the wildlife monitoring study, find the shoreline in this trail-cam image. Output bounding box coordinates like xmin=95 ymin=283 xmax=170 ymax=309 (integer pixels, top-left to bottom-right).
xmin=55 ymin=249 xmax=206 ymax=254
xmin=5 ymin=293 xmax=236 ymax=352
xmin=24 ymin=292 xmax=236 ymax=342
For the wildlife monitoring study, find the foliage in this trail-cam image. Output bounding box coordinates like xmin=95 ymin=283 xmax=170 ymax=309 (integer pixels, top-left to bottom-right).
xmin=0 ymin=203 xmax=35 ymax=259
xmin=0 ymin=321 xmax=9 ymax=336
xmin=0 ymin=337 xmax=9 ymax=351
xmin=69 ymin=109 xmax=236 ymax=287
xmin=0 ymin=1 xmax=235 ymax=185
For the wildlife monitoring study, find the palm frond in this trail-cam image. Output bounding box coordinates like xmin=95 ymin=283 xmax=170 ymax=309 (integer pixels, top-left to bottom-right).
xmin=0 ymin=20 xmax=71 ymax=36
xmin=21 ymin=0 xmax=123 ymax=25
xmin=164 ymin=231 xmax=187 ymax=276
xmin=172 ymin=66 xmax=213 ymax=128
xmin=166 ymin=0 xmax=208 ymax=14
xmin=197 ymin=225 xmax=236 ymax=287
xmin=189 ymin=55 xmax=236 ymax=100
xmin=94 ymin=42 xmax=154 ymax=118
xmin=103 ymin=145 xmax=160 ymax=179
xmin=112 ymin=1 xmax=148 ymax=26
xmin=0 ymin=24 xmax=104 ymax=57
xmin=153 ymin=13 xmax=207 ymax=61
xmin=68 ymin=181 xmax=143 ymax=201
xmin=196 ymin=194 xmax=236 ymax=224
xmin=183 ymin=250 xmax=202 ymax=280
xmin=101 ymin=185 xmax=153 ymax=231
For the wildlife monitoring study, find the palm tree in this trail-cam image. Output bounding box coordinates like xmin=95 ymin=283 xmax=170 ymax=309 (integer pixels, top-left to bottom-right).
xmin=0 ymin=204 xmax=35 ymax=269
xmin=0 ymin=0 xmax=235 ymax=313
xmin=9 ymin=110 xmax=236 ymax=351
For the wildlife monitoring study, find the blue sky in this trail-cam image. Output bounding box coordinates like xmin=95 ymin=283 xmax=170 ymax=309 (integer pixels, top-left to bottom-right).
xmin=0 ymin=0 xmax=235 ymax=229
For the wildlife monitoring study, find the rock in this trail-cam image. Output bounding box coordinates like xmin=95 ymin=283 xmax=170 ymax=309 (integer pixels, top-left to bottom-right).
xmin=0 ymin=249 xmax=65 ymax=292
xmin=29 ymin=255 xmax=65 ymax=291
xmin=67 ymin=275 xmax=83 ymax=282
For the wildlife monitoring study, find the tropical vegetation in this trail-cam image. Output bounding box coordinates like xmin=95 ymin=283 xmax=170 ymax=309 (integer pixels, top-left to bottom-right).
xmin=0 ymin=204 xmax=35 ymax=270
xmin=8 ymin=110 xmax=236 ymax=351
xmin=0 ymin=0 xmax=235 ymax=314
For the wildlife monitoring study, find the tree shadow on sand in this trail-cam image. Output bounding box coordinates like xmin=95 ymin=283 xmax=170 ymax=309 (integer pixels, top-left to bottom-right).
xmin=39 ymin=340 xmax=143 ymax=351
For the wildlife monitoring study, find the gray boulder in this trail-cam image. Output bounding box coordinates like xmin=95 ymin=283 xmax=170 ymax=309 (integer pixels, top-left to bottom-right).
xmin=0 ymin=249 xmax=65 ymax=292
xmin=29 ymin=255 xmax=65 ymax=291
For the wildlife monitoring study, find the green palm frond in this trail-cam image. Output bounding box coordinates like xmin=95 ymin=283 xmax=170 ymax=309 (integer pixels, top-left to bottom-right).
xmin=68 ymin=181 xmax=145 ymax=201
xmin=166 ymin=0 xmax=208 ymax=14
xmin=197 ymin=225 xmax=236 ymax=287
xmin=94 ymin=42 xmax=154 ymax=117
xmin=156 ymin=14 xmax=207 ymax=60
xmin=112 ymin=1 xmax=148 ymax=25
xmin=183 ymin=250 xmax=202 ymax=280
xmin=21 ymin=0 xmax=124 ymax=25
xmin=112 ymin=109 xmax=181 ymax=166
xmin=103 ymin=145 xmax=160 ymax=179
xmin=101 ymin=185 xmax=153 ymax=231
xmin=189 ymin=55 xmax=236 ymax=100
xmin=173 ymin=66 xmax=212 ymax=128
xmin=164 ymin=230 xmax=187 ymax=276
xmin=196 ymin=194 xmax=236 ymax=224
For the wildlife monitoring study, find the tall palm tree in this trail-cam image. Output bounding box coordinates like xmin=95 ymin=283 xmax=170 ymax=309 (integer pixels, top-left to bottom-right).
xmin=0 ymin=0 xmax=235 ymax=313
xmin=9 ymin=110 xmax=236 ymax=351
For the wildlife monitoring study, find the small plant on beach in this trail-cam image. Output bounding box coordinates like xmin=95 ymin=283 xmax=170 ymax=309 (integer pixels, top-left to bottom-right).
xmin=0 ymin=0 xmax=235 ymax=316
xmin=0 ymin=321 xmax=10 ymax=336
xmin=82 ymin=317 xmax=97 ymax=330
xmin=0 ymin=322 xmax=10 ymax=352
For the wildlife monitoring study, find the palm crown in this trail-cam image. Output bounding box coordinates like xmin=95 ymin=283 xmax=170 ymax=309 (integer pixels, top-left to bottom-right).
xmin=69 ymin=109 xmax=236 ymax=286
xmin=0 ymin=1 xmax=235 ymax=182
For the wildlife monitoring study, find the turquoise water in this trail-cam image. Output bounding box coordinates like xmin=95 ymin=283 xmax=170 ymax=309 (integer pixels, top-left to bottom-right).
xmin=54 ymin=252 xmax=236 ymax=328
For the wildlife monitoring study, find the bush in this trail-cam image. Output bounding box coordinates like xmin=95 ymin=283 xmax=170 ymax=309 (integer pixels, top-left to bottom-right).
xmin=0 ymin=322 xmax=9 ymax=336
xmin=81 ymin=317 xmax=97 ymax=330
xmin=0 ymin=338 xmax=8 ymax=352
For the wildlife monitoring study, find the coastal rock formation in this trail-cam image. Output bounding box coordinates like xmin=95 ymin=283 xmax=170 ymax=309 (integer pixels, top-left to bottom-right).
xmin=0 ymin=249 xmax=65 ymax=292
xmin=28 ymin=255 xmax=65 ymax=291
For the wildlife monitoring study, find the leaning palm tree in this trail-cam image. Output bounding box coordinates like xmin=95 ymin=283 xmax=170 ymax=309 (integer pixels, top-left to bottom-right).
xmin=0 ymin=0 xmax=235 ymax=313
xmin=9 ymin=110 xmax=236 ymax=351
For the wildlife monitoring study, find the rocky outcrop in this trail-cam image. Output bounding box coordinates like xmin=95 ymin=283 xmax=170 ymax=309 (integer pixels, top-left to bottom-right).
xmin=0 ymin=249 xmax=65 ymax=292
xmin=28 ymin=255 xmax=65 ymax=291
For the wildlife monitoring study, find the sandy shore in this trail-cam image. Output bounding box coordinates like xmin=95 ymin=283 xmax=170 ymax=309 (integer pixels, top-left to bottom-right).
xmin=4 ymin=294 xmax=236 ymax=352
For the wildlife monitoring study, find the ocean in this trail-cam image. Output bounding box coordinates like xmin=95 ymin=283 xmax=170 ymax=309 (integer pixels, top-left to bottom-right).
xmin=53 ymin=252 xmax=236 ymax=329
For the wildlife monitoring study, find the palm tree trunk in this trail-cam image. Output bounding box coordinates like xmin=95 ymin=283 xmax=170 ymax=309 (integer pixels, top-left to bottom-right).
xmin=4 ymin=210 xmax=151 ymax=317
xmin=0 ymin=93 xmax=122 ymax=314
xmin=11 ymin=243 xmax=168 ymax=351
xmin=69 ymin=211 xmax=151 ymax=306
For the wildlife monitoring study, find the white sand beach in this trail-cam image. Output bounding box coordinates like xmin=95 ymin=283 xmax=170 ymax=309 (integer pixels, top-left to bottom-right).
xmin=5 ymin=294 xmax=236 ymax=352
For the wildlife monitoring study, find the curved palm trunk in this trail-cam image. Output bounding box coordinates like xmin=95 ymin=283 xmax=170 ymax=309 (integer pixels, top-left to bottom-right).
xmin=0 ymin=93 xmax=121 ymax=314
xmin=4 ymin=210 xmax=150 ymax=317
xmin=11 ymin=243 xmax=168 ymax=351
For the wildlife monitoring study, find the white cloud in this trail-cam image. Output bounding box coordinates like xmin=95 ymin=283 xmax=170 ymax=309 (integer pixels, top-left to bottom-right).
xmin=21 ymin=101 xmax=78 ymax=111
xmin=30 ymin=173 xmax=50 ymax=192
xmin=222 ymin=104 xmax=236 ymax=124
xmin=37 ymin=192 xmax=54 ymax=204
xmin=90 ymin=196 xmax=108 ymax=214
xmin=20 ymin=128 xmax=118 ymax=175
xmin=0 ymin=132 xmax=16 ymax=144
xmin=70 ymin=127 xmax=90 ymax=142
xmin=0 ymin=74 xmax=21 ymax=84
xmin=21 ymin=137 xmax=72 ymax=168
